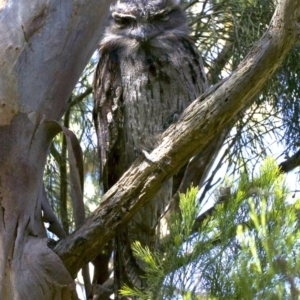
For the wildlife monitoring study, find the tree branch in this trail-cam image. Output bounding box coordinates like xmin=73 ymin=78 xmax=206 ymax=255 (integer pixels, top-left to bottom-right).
xmin=279 ymin=149 xmax=300 ymax=173
xmin=54 ymin=0 xmax=300 ymax=277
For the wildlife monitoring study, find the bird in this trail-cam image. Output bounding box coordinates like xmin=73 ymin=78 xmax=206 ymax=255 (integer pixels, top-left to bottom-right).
xmin=93 ymin=0 xmax=208 ymax=295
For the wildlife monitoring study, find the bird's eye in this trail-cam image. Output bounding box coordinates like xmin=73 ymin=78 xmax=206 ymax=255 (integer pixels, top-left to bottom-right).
xmin=114 ymin=16 xmax=135 ymax=28
xmin=153 ymin=12 xmax=170 ymax=22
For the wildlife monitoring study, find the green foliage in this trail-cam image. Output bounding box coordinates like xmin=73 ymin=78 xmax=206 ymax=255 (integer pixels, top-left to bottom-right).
xmin=185 ymin=0 xmax=275 ymax=82
xmin=225 ymin=164 xmax=300 ymax=299
xmin=184 ymin=0 xmax=300 ymax=182
xmin=120 ymin=158 xmax=300 ymax=299
xmin=211 ymin=158 xmax=300 ymax=299
xmin=120 ymin=186 xmax=206 ymax=299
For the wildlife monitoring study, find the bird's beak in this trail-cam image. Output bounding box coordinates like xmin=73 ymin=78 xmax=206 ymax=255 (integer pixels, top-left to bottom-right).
xmin=131 ymin=25 xmax=156 ymax=42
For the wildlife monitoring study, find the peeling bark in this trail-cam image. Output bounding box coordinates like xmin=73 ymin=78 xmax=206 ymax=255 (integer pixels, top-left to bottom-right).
xmin=0 ymin=0 xmax=113 ymax=298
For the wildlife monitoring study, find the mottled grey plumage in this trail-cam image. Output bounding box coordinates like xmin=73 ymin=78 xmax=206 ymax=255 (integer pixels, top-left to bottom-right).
xmin=93 ymin=0 xmax=207 ymax=293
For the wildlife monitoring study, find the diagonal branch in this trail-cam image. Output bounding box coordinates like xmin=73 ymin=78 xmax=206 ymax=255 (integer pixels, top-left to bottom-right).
xmin=279 ymin=149 xmax=300 ymax=173
xmin=54 ymin=0 xmax=300 ymax=277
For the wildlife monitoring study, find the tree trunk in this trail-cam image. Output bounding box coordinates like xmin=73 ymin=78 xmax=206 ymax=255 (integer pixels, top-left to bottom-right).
xmin=0 ymin=0 xmax=112 ymax=298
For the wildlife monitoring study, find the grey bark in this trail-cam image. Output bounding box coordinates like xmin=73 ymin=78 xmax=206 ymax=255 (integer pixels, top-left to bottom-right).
xmin=0 ymin=0 xmax=113 ymax=299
